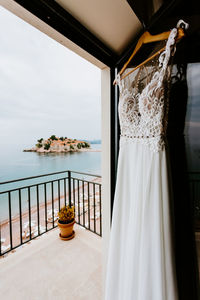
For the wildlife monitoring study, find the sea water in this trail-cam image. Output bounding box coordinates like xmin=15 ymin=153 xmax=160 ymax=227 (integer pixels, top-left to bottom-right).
xmin=0 ymin=144 xmax=101 ymax=220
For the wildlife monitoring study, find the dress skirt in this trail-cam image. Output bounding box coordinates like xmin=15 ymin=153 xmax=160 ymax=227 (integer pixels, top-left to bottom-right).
xmin=104 ymin=138 xmax=179 ymax=300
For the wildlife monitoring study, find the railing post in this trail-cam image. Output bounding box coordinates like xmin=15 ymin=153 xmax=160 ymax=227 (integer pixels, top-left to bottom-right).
xmin=68 ymin=171 xmax=72 ymax=207
xmin=8 ymin=191 xmax=13 ymax=250
xmin=0 ymin=222 xmax=1 ymax=256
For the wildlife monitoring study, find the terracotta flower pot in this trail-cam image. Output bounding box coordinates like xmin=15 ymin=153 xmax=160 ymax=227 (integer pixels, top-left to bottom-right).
xmin=58 ymin=219 xmax=75 ymax=240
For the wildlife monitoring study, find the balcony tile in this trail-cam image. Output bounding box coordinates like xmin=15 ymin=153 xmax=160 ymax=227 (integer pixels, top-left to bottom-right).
xmin=0 ymin=224 xmax=102 ymax=300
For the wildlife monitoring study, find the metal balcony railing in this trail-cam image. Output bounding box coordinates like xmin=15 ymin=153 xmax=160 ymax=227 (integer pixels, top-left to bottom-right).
xmin=0 ymin=170 xmax=102 ymax=256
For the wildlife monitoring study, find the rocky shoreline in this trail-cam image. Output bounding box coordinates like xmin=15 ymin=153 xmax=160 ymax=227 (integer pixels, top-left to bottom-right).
xmin=23 ymin=147 xmax=101 ymax=153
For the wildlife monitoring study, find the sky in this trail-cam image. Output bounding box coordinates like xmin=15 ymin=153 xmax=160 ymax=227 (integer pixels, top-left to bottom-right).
xmin=0 ymin=6 xmax=101 ymax=150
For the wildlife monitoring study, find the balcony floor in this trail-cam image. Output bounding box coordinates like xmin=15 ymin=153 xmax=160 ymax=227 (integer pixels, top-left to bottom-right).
xmin=0 ymin=224 xmax=102 ymax=300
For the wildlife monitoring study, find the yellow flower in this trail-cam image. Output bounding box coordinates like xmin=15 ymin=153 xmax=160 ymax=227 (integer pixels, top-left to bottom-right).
xmin=58 ymin=205 xmax=75 ymax=223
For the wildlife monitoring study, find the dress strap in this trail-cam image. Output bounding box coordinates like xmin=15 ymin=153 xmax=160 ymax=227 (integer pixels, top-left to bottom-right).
xmin=114 ymin=73 xmax=124 ymax=93
xmin=158 ymin=28 xmax=178 ymax=71
xmin=159 ymin=20 xmax=189 ymax=71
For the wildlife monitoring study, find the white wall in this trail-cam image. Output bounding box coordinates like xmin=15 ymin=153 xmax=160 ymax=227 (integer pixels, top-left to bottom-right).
xmin=101 ymin=67 xmax=111 ymax=298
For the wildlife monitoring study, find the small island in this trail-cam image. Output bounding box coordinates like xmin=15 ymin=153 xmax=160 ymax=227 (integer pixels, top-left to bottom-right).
xmin=24 ymin=135 xmax=91 ymax=153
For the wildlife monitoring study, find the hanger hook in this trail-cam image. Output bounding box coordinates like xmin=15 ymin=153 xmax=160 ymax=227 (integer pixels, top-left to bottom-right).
xmin=176 ymin=20 xmax=189 ymax=31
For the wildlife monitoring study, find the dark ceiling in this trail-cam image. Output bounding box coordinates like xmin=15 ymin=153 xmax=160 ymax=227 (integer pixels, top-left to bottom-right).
xmin=119 ymin=0 xmax=200 ymax=68
xmin=13 ymin=0 xmax=200 ymax=67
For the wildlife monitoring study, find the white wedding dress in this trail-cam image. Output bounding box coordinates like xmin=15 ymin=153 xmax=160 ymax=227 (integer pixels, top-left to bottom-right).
xmin=104 ymin=25 xmax=182 ymax=300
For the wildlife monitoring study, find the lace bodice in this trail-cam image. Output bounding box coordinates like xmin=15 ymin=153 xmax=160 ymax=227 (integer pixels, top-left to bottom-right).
xmin=115 ymin=23 xmax=185 ymax=152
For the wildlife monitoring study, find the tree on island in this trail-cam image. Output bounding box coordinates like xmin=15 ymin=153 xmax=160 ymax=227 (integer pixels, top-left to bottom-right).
xmin=50 ymin=135 xmax=58 ymax=140
xmin=60 ymin=137 xmax=65 ymax=141
xmin=81 ymin=142 xmax=90 ymax=148
xmin=84 ymin=142 xmax=90 ymax=148
xmin=44 ymin=143 xmax=51 ymax=150
xmin=70 ymin=145 xmax=74 ymax=151
xmin=37 ymin=138 xmax=43 ymax=143
xmin=36 ymin=143 xmax=42 ymax=148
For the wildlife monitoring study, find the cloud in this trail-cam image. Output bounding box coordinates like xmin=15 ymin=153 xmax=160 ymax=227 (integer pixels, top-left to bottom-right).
xmin=0 ymin=6 xmax=101 ymax=148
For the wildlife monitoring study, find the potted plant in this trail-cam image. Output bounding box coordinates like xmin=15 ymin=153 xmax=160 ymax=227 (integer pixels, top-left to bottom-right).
xmin=57 ymin=205 xmax=75 ymax=240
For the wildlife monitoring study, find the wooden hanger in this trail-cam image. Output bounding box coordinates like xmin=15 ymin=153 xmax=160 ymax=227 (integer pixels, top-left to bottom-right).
xmin=113 ymin=27 xmax=185 ymax=85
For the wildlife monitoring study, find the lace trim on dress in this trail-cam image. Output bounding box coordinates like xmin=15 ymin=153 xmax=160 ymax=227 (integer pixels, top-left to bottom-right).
xmin=120 ymin=134 xmax=165 ymax=153
xmin=115 ymin=22 xmax=186 ymax=153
